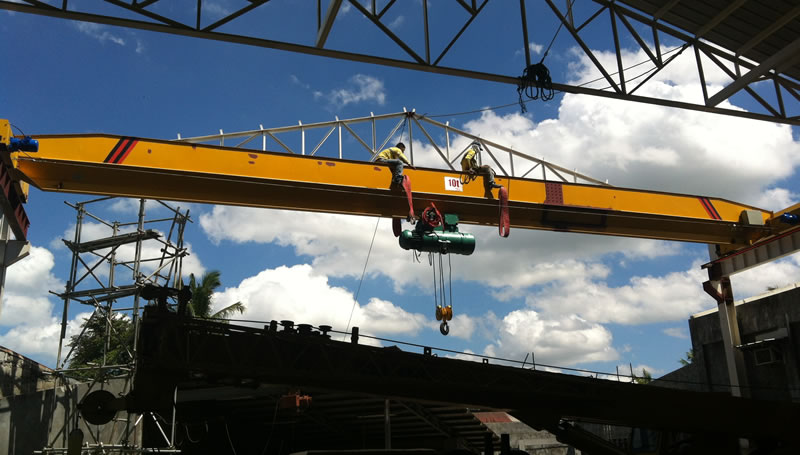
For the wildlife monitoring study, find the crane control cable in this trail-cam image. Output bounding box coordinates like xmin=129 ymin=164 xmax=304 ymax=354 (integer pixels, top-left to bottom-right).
xmin=342 ymin=217 xmax=381 ymax=340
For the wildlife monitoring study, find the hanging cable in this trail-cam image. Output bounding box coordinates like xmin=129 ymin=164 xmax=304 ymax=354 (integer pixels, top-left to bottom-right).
xmin=427 ymin=235 xmax=454 ymax=335
xmin=343 ymin=217 xmax=381 ymax=340
xmin=540 ymin=0 xmax=575 ymax=64
xmin=516 ymin=0 xmax=576 ymax=112
xmin=429 ymin=252 xmax=437 ymax=309
xmin=517 ymin=63 xmax=554 ymax=111
xmin=10 ymin=123 xmax=27 ymax=136
xmin=422 ymin=41 xmax=687 ymax=120
xmin=448 ymin=252 xmax=453 ymax=319
xmin=224 ymin=422 xmax=238 ymax=455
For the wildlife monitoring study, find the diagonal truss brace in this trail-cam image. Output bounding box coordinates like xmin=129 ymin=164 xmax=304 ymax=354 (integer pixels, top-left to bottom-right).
xmin=179 ymin=110 xmax=609 ymax=187
xmin=2 ymin=0 xmax=798 ymax=125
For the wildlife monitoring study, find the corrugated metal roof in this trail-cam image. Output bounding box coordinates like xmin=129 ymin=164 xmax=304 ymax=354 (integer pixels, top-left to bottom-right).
xmin=617 ymin=0 xmax=800 ymax=82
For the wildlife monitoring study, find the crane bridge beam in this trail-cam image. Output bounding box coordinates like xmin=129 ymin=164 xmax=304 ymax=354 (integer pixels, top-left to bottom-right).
xmin=12 ymin=134 xmax=775 ymax=249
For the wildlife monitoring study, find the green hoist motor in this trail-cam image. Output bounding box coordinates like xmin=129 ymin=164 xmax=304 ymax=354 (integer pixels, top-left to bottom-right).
xmin=399 ymin=208 xmax=475 ymax=255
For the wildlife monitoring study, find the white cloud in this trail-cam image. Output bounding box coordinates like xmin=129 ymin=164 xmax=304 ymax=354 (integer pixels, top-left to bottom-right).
xmin=107 ymin=198 xmax=163 ymax=214
xmin=198 ymin=206 xmax=683 ymax=298
xmin=0 ymin=247 xmax=62 ymax=327
xmin=730 ymin=256 xmax=800 ymax=298
xmin=751 ymin=187 xmax=798 ymax=212
xmin=526 ymin=261 xmax=710 ymax=324
xmin=0 ymin=313 xmax=90 ymax=368
xmin=663 ymin=327 xmax=689 ymax=339
xmin=74 ymin=22 xmax=126 ymax=46
xmin=212 ymin=264 xmax=432 ymax=338
xmin=0 ymin=246 xmax=89 ymax=367
xmin=388 ymin=15 xmax=404 ymax=30
xmin=204 ymin=1 xmax=231 ymax=18
xmin=106 ymin=198 xmax=196 ymax=218
xmin=484 ymin=310 xmax=618 ymax=367
xmin=516 ymin=42 xmax=544 ymax=57
xmin=290 ymin=74 xmax=310 ymax=89
xmin=523 ymin=256 xmax=800 ymax=325
xmin=460 ymin=109 xmax=799 ymax=208
xmin=314 ymin=74 xmax=387 ymax=107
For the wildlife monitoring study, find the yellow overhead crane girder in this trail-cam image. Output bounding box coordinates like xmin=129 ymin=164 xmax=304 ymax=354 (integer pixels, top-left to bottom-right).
xmin=8 ymin=134 xmax=780 ymax=250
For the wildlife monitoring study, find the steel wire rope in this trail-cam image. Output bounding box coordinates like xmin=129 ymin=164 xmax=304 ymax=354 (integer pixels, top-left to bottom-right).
xmin=448 ymin=252 xmax=453 ymax=315
xmin=342 ymin=217 xmax=381 ymax=341
xmin=540 ymin=0 xmax=576 ymax=65
xmin=429 ymin=251 xmax=438 ymax=310
xmin=438 ymin=252 xmax=445 ymax=308
xmin=184 ymin=424 xmax=200 ymax=444
xmin=259 ymin=400 xmax=281 ymax=455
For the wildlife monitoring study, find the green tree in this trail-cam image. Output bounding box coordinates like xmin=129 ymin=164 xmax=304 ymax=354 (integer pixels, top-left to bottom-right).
xmin=187 ymin=270 xmax=245 ymax=320
xmin=679 ymin=349 xmax=695 ymax=366
xmin=67 ymin=311 xmax=134 ymax=380
xmin=633 ymin=368 xmax=652 ymax=384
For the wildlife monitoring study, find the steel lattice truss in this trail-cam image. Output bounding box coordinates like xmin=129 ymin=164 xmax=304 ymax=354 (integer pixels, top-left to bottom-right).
xmin=179 ymin=109 xmax=610 ymax=186
xmin=2 ymin=0 xmax=799 ymax=125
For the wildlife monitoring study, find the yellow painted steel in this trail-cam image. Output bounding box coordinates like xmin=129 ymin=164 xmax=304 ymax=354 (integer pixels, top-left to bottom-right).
xmin=11 ymin=134 xmax=776 ymax=247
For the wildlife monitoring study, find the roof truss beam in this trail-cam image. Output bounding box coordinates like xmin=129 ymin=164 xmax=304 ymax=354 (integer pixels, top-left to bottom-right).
xmin=707 ymin=37 xmax=800 ymax=107
xmin=2 ymin=0 xmax=799 ymax=126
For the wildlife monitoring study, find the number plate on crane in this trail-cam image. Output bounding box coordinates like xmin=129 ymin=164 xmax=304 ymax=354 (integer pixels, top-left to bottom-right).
xmin=444 ymin=177 xmax=463 ymax=192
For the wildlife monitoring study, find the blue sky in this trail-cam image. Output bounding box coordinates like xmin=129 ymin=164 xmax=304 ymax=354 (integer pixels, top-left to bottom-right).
xmin=2 ymin=1 xmax=800 ymax=380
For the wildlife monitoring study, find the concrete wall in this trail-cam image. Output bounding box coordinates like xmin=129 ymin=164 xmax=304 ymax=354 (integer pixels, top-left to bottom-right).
xmin=0 ymin=377 xmax=140 ymax=454
xmin=0 ymin=347 xmax=58 ymax=399
xmin=683 ymin=284 xmax=800 ymax=401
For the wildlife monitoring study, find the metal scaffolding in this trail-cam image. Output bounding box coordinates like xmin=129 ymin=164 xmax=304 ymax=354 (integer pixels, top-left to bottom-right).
xmin=47 ymin=197 xmax=190 ymax=454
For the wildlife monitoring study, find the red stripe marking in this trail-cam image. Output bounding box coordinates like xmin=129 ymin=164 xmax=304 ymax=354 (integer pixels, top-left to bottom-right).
xmin=107 ymin=138 xmax=131 ymax=163
xmin=699 ymin=197 xmax=721 ymax=220
xmin=115 ymin=139 xmax=138 ymax=164
xmin=706 ymin=198 xmax=722 ymax=219
xmin=104 ymin=139 xmax=125 ymax=163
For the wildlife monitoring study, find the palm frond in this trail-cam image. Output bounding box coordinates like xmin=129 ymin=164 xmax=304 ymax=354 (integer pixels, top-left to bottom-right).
xmin=211 ymin=302 xmax=246 ymax=320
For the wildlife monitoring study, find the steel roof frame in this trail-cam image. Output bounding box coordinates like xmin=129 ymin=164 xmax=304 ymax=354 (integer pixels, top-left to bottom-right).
xmin=3 ymin=0 xmax=800 ymax=126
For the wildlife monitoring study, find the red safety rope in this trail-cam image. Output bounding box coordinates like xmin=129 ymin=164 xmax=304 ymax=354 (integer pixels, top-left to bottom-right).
xmin=421 ymin=202 xmax=443 ymax=228
xmin=499 ymin=186 xmax=510 ymax=237
xmin=402 ymin=174 xmax=415 ymax=221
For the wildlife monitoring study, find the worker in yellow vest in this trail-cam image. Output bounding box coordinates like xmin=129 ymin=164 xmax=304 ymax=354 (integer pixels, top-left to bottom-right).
xmin=377 ymin=142 xmax=414 ymax=185
xmin=461 ymin=141 xmax=502 ymax=189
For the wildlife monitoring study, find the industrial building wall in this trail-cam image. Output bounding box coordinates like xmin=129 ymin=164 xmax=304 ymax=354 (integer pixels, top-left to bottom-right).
xmin=685 ymin=284 xmax=800 ymax=401
xmin=0 ymin=346 xmax=58 ymax=399
xmin=0 ymin=378 xmax=140 ymax=454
